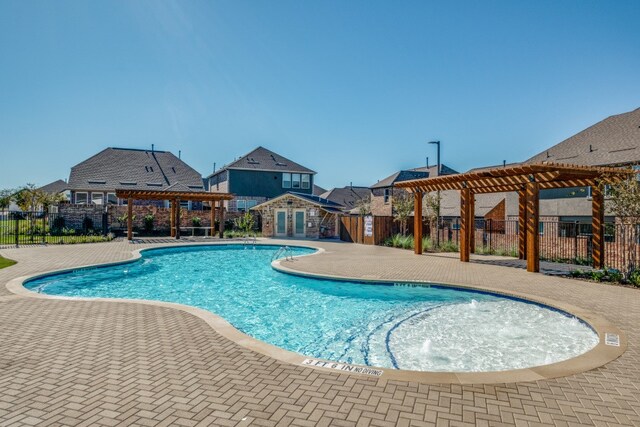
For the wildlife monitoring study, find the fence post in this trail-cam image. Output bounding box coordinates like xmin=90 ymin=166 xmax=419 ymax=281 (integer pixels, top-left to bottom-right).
xmin=574 ymin=221 xmax=578 ymax=263
xmin=14 ymin=214 xmax=19 ymax=247
xmin=42 ymin=210 xmax=46 ymax=244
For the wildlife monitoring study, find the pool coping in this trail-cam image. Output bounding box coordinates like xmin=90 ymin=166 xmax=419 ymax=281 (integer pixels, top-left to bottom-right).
xmin=5 ymin=241 xmax=626 ymax=385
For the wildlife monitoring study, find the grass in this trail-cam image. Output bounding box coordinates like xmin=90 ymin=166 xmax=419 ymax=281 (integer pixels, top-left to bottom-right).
xmin=0 ymin=256 xmax=16 ymax=269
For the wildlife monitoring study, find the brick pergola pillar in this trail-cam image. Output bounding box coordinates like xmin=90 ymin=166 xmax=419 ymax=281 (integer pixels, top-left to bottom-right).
xmin=591 ymin=184 xmax=605 ymax=269
xmin=413 ymin=191 xmax=423 ymax=254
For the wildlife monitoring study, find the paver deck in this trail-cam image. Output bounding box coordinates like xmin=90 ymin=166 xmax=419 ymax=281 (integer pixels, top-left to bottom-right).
xmin=1 ymin=238 xmax=639 ymax=426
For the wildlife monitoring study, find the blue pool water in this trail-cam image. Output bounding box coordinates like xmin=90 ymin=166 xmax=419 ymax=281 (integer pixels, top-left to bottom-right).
xmin=26 ymin=245 xmax=599 ymax=372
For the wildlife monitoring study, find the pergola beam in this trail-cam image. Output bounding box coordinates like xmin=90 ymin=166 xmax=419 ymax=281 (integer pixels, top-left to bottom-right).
xmin=115 ymin=189 xmax=234 ymax=241
xmin=394 ymin=162 xmax=634 ymax=274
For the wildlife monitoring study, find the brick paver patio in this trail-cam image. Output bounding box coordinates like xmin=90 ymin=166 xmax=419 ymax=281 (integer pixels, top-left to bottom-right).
xmin=1 ymin=239 xmax=639 ymax=426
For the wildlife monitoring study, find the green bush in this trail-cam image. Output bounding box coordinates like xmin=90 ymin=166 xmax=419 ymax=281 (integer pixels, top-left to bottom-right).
xmin=143 ymin=214 xmax=155 ymax=233
xmin=192 ymin=216 xmax=202 ymax=227
xmin=628 ymin=270 xmax=640 ymax=286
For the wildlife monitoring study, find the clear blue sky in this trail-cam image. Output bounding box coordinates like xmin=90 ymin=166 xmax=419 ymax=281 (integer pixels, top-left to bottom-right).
xmin=1 ymin=0 xmax=639 ymax=190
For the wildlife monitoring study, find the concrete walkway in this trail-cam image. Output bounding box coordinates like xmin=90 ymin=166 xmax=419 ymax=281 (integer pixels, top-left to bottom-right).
xmin=0 ymin=239 xmax=638 ymax=426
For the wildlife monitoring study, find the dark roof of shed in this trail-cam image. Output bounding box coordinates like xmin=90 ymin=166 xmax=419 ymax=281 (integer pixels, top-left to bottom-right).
xmin=252 ymin=191 xmax=345 ymax=211
xmin=526 ymin=107 xmax=640 ymax=166
xmin=67 ymin=148 xmax=204 ymax=192
xmin=207 ymin=146 xmax=315 ymax=177
xmin=38 ymin=179 xmax=68 ymax=194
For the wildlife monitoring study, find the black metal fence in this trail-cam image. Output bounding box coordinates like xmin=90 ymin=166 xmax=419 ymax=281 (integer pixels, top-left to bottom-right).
xmin=427 ymin=219 xmax=639 ymax=273
xmin=0 ymin=210 xmax=110 ymax=248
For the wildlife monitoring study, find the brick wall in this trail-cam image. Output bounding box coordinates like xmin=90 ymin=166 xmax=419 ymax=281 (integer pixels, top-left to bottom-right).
xmin=107 ymin=206 xmax=215 ymax=231
xmin=58 ymin=204 xmax=106 ymax=230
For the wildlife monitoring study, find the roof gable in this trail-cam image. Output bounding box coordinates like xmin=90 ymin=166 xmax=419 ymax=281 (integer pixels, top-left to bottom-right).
xmin=208 ymin=146 xmax=315 ymax=177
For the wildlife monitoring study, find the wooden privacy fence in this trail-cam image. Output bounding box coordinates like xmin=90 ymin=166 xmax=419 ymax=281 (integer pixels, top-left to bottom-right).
xmin=340 ymin=216 xmax=416 ymax=245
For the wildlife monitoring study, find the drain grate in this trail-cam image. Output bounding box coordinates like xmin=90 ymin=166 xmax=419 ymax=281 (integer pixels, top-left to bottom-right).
xmin=605 ymin=333 xmax=620 ymax=347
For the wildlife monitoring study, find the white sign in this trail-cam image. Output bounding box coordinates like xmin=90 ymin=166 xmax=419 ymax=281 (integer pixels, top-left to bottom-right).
xmin=301 ymin=359 xmax=384 ymax=377
xmin=364 ymin=215 xmax=373 ymax=237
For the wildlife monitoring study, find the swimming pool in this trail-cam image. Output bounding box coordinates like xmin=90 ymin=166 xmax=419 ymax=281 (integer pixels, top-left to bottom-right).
xmin=25 ymin=245 xmax=599 ymax=372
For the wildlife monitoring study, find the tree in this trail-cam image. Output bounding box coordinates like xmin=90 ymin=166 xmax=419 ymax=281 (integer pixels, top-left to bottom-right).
xmin=234 ymin=212 xmax=256 ymax=236
xmin=392 ymin=191 xmax=414 ymax=236
xmin=0 ymin=188 xmax=16 ymax=212
xmin=422 ymin=191 xmax=441 ymax=229
xmin=355 ymin=194 xmax=372 ymax=216
xmin=605 ymin=176 xmax=640 ymax=224
xmin=13 ymin=184 xmax=64 ymax=212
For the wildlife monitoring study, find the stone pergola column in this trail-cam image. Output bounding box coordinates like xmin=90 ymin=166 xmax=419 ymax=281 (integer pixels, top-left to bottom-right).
xmin=591 ymin=184 xmax=605 ymax=269
xmin=414 ymin=191 xmax=423 ymax=255
xmin=460 ymin=187 xmax=471 ymax=262
xmin=526 ymin=181 xmax=540 ymax=272
xmin=127 ymin=198 xmax=133 ymax=241
xmin=518 ymin=188 xmax=527 ymax=260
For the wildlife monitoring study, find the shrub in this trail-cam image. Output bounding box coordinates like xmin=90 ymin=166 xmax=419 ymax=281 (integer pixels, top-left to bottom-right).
xmin=143 ymin=214 xmax=155 ymax=233
xmin=82 ymin=217 xmax=94 ymax=232
xmin=628 ymin=270 xmax=640 ymax=287
xmin=192 ymin=217 xmax=202 ymax=227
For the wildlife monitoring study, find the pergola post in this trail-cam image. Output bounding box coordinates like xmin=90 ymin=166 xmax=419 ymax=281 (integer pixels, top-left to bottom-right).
xmin=175 ymin=199 xmax=181 ymax=240
xmin=526 ymin=181 xmax=540 ymax=272
xmin=170 ymin=199 xmax=176 ymax=237
xmin=414 ymin=191 xmax=423 ymax=254
xmin=468 ymin=192 xmax=475 ymax=253
xmin=460 ymin=187 xmax=471 ymax=262
xmin=218 ymin=200 xmax=225 ymax=238
xmin=127 ymin=198 xmax=133 ymax=241
xmin=518 ymin=189 xmax=527 ymax=260
xmin=591 ymin=184 xmax=605 ymax=269
xmin=214 ymin=200 xmax=216 ymax=237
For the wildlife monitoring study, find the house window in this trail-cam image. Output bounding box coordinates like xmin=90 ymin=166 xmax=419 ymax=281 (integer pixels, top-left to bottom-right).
xmin=237 ymin=200 xmax=246 ymax=212
xmin=91 ymin=192 xmax=104 ymax=205
xmin=539 ymin=222 xmax=544 ymax=235
xmin=75 ymin=192 xmax=88 ymax=204
xmin=282 ymin=173 xmax=291 ymax=188
xmin=180 ymin=200 xmax=190 ymax=210
xmin=384 ymin=189 xmax=390 ymax=204
xmin=301 ymin=174 xmax=310 ymax=189
xmin=246 ymin=200 xmax=257 ymax=209
xmin=107 ymin=193 xmax=117 ymax=205
xmin=292 ymin=173 xmax=301 ymax=189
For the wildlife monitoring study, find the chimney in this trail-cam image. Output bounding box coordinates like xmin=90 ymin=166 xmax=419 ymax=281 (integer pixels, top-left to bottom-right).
xmin=503 ymin=160 xmax=506 ymax=168
xmin=151 ymin=144 xmax=155 ymax=152
xmin=213 ymin=162 xmax=216 ymax=173
xmin=426 ymin=157 xmax=429 ymax=168
xmin=178 ymin=150 xmax=181 ymax=159
xmin=350 ymin=181 xmax=353 ymax=189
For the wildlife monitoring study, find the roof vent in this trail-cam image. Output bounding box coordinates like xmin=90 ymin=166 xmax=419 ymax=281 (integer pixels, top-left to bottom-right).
xmin=146 ymin=183 xmax=163 ymax=187
xmin=88 ymin=180 xmax=106 ymax=184
xmin=120 ymin=181 xmax=137 ymax=186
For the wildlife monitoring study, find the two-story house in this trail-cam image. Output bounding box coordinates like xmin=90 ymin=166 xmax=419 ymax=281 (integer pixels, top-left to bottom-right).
xmin=206 ymin=146 xmax=316 ymax=212
xmin=67 ymin=147 xmax=205 ymax=209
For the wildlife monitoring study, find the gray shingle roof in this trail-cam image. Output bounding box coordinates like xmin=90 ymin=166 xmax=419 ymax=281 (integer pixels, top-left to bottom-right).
xmin=319 ymin=186 xmax=371 ymax=210
xmin=370 ymin=164 xmax=458 ymax=189
xmin=207 ymin=146 xmax=315 ymax=178
xmin=312 ymin=184 xmax=327 ymax=196
xmin=38 ymin=180 xmax=68 ymax=194
xmin=67 ymin=148 xmax=204 ymax=192
xmin=526 ymin=107 xmax=640 ymax=166
xmin=252 ymin=191 xmax=344 ymax=211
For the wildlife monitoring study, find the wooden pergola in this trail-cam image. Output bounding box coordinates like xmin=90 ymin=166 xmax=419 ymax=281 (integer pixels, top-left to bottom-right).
xmin=115 ymin=189 xmax=234 ymax=241
xmin=395 ymin=163 xmax=635 ymax=272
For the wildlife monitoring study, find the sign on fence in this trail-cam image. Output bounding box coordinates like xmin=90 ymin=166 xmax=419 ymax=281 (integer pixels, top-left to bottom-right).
xmin=364 ymin=216 xmax=373 ymax=237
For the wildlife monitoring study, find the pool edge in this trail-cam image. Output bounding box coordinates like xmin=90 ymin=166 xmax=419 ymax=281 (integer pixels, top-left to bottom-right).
xmin=5 ymin=241 xmax=626 ymax=385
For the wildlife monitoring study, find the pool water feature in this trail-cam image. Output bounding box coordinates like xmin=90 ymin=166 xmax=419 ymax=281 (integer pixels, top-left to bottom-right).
xmin=26 ymin=245 xmax=599 ymax=372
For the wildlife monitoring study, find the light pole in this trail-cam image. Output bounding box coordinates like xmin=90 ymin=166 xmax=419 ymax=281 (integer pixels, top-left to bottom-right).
xmin=428 ymin=141 xmax=441 ymax=247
